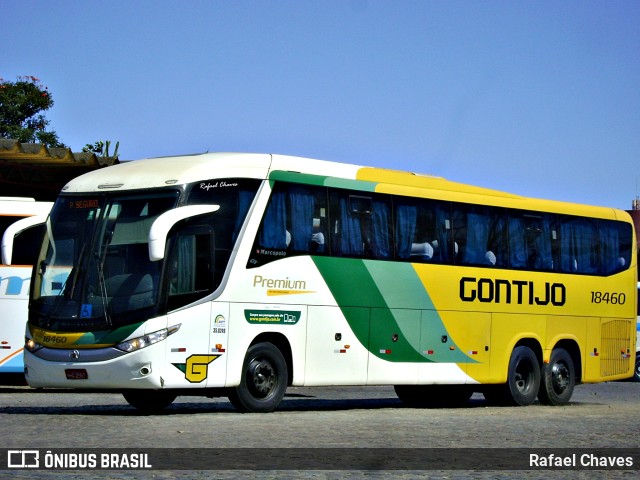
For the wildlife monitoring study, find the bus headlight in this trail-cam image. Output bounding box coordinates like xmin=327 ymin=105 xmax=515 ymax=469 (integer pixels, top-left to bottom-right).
xmin=25 ymin=337 xmax=43 ymax=353
xmin=115 ymin=324 xmax=180 ymax=353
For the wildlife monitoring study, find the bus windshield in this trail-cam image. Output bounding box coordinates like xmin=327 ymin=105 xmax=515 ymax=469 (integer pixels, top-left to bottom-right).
xmin=31 ymin=192 xmax=180 ymax=331
xmin=29 ymin=177 xmax=262 ymax=333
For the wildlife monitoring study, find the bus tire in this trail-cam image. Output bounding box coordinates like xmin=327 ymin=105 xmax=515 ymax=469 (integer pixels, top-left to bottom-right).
xmin=485 ymin=346 xmax=540 ymax=406
xmin=538 ymin=347 xmax=575 ymax=405
xmin=122 ymin=390 xmax=177 ymax=413
xmin=632 ymin=352 xmax=640 ymax=383
xmin=228 ymin=342 xmax=288 ymax=413
xmin=506 ymin=346 xmax=540 ymax=406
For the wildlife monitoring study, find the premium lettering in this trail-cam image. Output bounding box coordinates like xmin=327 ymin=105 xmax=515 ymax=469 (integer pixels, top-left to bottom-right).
xmin=253 ymin=275 xmax=307 ymax=290
xmin=460 ymin=277 xmax=566 ymax=306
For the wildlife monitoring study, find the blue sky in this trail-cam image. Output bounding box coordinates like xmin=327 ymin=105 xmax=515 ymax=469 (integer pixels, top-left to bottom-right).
xmin=3 ymin=1 xmax=639 ymax=210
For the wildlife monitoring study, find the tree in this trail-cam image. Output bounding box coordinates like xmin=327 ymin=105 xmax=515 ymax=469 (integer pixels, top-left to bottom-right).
xmin=82 ymin=139 xmax=120 ymax=158
xmin=0 ymin=75 xmax=66 ymax=148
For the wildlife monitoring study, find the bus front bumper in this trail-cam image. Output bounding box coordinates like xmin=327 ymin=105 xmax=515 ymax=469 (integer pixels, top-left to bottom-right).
xmin=24 ymin=345 xmax=165 ymax=390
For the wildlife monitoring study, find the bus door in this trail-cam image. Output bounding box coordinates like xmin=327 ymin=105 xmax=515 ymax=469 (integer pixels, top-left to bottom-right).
xmin=162 ymin=225 xmax=228 ymax=388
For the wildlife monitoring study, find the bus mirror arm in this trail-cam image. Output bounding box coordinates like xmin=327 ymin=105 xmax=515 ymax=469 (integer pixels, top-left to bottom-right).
xmin=1 ymin=214 xmax=49 ymax=265
xmin=148 ymin=205 xmax=220 ymax=261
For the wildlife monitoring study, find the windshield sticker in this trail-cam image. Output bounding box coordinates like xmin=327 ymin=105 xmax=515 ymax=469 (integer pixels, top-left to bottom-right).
xmin=80 ymin=304 xmax=93 ymax=318
xmin=244 ymin=310 xmax=301 ymax=325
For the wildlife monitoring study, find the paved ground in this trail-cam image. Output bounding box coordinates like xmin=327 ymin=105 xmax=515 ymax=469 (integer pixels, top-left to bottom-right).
xmin=0 ymin=377 xmax=638 ymax=479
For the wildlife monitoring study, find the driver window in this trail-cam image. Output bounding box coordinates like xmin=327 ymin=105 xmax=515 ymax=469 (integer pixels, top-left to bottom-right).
xmin=167 ymin=226 xmax=214 ymax=311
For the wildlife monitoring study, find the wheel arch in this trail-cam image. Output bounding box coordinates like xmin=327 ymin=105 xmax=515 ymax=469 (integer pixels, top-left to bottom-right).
xmin=250 ymin=332 xmax=294 ymax=386
xmin=549 ymin=338 xmax=582 ymax=384
xmin=514 ymin=337 xmax=543 ymax=368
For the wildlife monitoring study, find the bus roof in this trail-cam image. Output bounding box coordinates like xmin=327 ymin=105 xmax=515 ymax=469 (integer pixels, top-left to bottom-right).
xmin=59 ymin=152 xmax=625 ymax=220
xmin=60 ymin=153 xmax=364 ymax=193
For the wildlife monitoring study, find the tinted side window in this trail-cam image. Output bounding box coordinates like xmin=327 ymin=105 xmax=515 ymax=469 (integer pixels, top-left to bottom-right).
xmin=559 ymin=216 xmax=598 ymax=274
xmin=250 ymin=182 xmax=328 ymax=267
xmin=330 ymin=190 xmax=392 ymax=259
xmin=597 ymin=219 xmax=632 ymax=275
xmin=509 ymin=211 xmax=557 ymax=271
xmin=394 ymin=197 xmax=453 ymax=264
xmin=452 ymin=204 xmax=507 ymax=267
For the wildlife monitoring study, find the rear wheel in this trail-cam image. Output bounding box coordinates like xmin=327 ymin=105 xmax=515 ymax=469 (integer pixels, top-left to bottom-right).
xmin=538 ymin=348 xmax=575 ymax=405
xmin=228 ymin=342 xmax=288 ymax=413
xmin=122 ymin=390 xmax=177 ymax=413
xmin=485 ymin=346 xmax=540 ymax=406
xmin=632 ymin=352 xmax=640 ymax=383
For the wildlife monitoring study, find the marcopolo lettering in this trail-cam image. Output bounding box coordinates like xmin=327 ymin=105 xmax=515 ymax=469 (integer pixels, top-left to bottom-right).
xmin=459 ymin=277 xmax=566 ymax=306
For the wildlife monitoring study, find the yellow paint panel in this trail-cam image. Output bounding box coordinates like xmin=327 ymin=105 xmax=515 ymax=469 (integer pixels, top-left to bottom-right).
xmin=356 ymin=166 xmax=620 ymax=220
xmin=490 ymin=313 xmax=546 ymax=383
xmin=436 ymin=310 xmax=492 ymax=382
xmin=29 ymin=325 xmax=86 ymax=348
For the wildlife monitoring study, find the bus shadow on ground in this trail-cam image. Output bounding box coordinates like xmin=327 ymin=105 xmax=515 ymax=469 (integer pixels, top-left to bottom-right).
xmin=0 ymin=390 xmax=604 ymax=416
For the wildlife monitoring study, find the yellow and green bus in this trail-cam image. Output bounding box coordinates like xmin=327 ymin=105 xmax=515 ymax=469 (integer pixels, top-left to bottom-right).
xmin=22 ymin=153 xmax=637 ymax=412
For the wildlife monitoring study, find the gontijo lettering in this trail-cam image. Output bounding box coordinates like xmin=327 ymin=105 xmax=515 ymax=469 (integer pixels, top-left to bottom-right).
xmin=460 ymin=277 xmax=566 ymax=306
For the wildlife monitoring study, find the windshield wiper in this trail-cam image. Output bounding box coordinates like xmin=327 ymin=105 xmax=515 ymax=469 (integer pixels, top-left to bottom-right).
xmin=66 ymin=243 xmax=86 ymax=299
xmin=93 ymin=227 xmax=114 ymax=326
xmin=94 ymin=252 xmax=112 ymax=326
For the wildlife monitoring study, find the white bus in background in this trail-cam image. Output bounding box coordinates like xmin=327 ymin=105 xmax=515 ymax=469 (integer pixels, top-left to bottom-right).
xmin=0 ymin=198 xmax=53 ymax=375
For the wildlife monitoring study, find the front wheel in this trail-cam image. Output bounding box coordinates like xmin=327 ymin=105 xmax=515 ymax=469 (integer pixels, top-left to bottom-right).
xmin=538 ymin=348 xmax=575 ymax=405
xmin=123 ymin=390 xmax=177 ymax=414
xmin=228 ymin=342 xmax=288 ymax=413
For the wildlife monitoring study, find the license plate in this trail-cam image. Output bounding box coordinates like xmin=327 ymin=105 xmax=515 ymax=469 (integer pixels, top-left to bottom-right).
xmin=65 ymin=369 xmax=88 ymax=380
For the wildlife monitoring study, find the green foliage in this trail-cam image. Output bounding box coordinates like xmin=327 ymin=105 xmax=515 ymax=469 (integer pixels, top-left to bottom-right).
xmin=0 ymin=76 xmax=66 ymax=148
xmin=82 ymin=139 xmax=119 ymax=158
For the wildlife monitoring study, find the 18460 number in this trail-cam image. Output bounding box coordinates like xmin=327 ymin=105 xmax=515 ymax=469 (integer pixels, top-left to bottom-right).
xmin=590 ymin=291 xmax=626 ymax=304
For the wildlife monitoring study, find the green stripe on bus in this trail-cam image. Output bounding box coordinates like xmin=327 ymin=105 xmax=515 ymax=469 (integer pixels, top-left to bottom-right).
xmin=323 ymin=177 xmax=377 ymax=192
xmin=269 ymin=171 xmax=328 ymax=187
xmin=268 ymin=171 xmax=377 ymax=191
xmin=312 ymin=257 xmax=471 ymax=363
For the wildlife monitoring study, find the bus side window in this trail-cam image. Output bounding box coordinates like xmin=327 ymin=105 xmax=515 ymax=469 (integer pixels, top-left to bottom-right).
xmin=252 ymin=183 xmax=328 ymax=265
xmin=559 ymin=216 xmax=598 ymax=274
xmin=598 ymin=220 xmax=632 ymax=275
xmin=288 ymin=185 xmax=328 ymax=254
xmin=368 ymin=196 xmax=392 ymax=259
xmin=331 ymin=191 xmax=392 ymax=259
xmin=257 ymin=190 xmax=289 ymax=250
xmin=453 ymin=204 xmax=505 ymax=267
xmin=394 ymin=197 xmax=451 ymax=264
xmin=332 ymin=195 xmax=363 ymax=257
xmin=394 ymin=200 xmax=420 ymax=261
xmin=509 ymin=212 xmax=556 ymax=271
xmin=167 ymin=227 xmax=214 ymax=311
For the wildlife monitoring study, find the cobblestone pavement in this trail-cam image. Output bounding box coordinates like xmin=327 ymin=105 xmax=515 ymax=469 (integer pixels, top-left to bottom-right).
xmin=0 ymin=378 xmax=638 ymax=479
